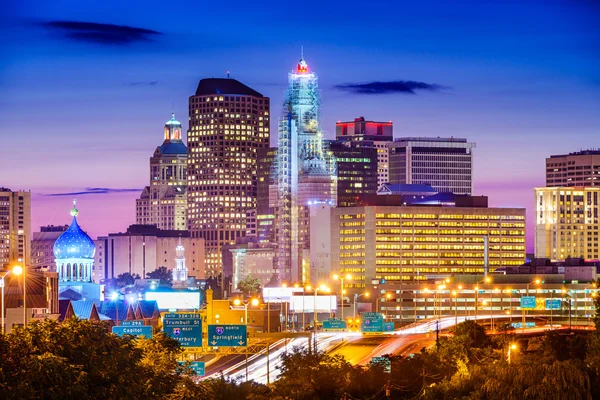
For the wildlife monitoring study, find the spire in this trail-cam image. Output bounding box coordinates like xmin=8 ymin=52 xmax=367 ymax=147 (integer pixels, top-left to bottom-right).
xmin=297 ymin=47 xmax=308 ymax=74
xmin=301 ymin=45 xmax=304 ymax=59
xmin=70 ymin=199 xmax=78 ymax=217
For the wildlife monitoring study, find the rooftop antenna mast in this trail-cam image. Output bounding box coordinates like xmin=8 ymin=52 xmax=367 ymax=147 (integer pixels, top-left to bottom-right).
xmin=226 ymin=70 xmax=231 ymax=79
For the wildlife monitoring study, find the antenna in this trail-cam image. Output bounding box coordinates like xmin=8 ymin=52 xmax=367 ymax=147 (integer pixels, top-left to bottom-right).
xmin=226 ymin=70 xmax=230 ymax=79
xmin=301 ymin=45 xmax=304 ymax=59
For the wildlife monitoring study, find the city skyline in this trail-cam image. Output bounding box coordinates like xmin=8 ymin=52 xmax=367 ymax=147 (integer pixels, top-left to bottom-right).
xmin=2 ymin=0 xmax=599 ymax=251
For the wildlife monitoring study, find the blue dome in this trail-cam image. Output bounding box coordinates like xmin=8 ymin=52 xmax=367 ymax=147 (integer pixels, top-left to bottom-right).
xmin=53 ymin=215 xmax=96 ymax=260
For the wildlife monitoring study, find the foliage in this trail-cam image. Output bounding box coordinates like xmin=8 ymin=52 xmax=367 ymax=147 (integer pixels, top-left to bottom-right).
xmin=593 ymin=278 xmax=600 ymax=330
xmin=237 ymin=276 xmax=262 ymax=297
xmin=147 ymin=266 xmax=173 ymax=286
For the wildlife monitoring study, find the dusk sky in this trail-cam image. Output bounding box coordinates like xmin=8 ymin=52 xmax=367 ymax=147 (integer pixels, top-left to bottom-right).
xmin=2 ymin=0 xmax=599 ymax=251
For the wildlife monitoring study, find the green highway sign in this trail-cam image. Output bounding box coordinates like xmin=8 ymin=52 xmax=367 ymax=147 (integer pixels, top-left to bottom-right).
xmin=545 ymin=299 xmax=561 ymax=310
xmin=383 ymin=322 xmax=394 ymax=332
xmin=163 ymin=315 xmax=202 ymax=347
xmin=361 ymin=316 xmax=384 ymax=333
xmin=362 ymin=312 xmax=384 ymax=319
xmin=121 ymin=320 xmax=144 ymax=326
xmin=179 ymin=361 xmax=205 ymax=376
xmin=112 ymin=326 xmax=153 ymax=338
xmin=164 ymin=313 xmax=201 ymax=319
xmin=371 ymin=356 xmax=391 ymax=372
xmin=323 ymin=318 xmax=347 ymax=330
xmin=208 ymin=324 xmax=247 ymax=347
xmin=520 ymin=296 xmax=536 ymax=309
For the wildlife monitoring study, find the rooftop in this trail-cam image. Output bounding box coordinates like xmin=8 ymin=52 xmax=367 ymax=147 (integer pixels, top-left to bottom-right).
xmin=549 ymin=149 xmax=600 ymax=158
xmin=194 ymin=78 xmax=264 ymax=97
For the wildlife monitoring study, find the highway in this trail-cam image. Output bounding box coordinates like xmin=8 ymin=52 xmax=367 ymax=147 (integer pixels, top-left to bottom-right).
xmin=203 ymin=314 xmax=583 ymax=383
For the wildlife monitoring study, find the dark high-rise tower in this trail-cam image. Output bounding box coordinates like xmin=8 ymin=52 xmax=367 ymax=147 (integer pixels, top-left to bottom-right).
xmin=187 ymin=78 xmax=270 ymax=277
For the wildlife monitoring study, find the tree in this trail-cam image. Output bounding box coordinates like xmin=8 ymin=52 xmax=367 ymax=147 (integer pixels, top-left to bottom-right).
xmin=274 ymin=348 xmax=352 ymax=400
xmin=147 ymin=266 xmax=173 ymax=286
xmin=117 ymin=272 xmax=140 ymax=287
xmin=452 ymin=320 xmax=491 ymax=348
xmin=593 ymin=278 xmax=600 ymax=330
xmin=237 ymin=276 xmax=262 ymax=297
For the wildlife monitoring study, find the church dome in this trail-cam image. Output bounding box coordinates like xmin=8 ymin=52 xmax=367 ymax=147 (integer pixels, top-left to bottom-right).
xmin=53 ymin=202 xmax=96 ymax=260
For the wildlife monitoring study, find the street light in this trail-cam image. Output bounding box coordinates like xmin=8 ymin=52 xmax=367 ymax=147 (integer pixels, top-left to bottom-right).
xmin=385 ymin=292 xmax=392 ymax=318
xmin=333 ymin=274 xmax=352 ymax=321
xmin=1 ymin=269 xmax=17 ymax=334
xmin=12 ymin=265 xmax=25 ymax=327
xmin=452 ymin=290 xmax=458 ymax=326
xmin=233 ymin=297 xmax=258 ymax=382
xmin=312 ymin=284 xmax=329 ymax=352
xmin=353 ymin=292 xmax=369 ymax=319
xmin=507 ymin=343 xmax=517 ymax=364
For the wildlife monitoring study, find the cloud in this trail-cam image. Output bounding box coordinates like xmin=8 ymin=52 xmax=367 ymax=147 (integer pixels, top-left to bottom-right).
xmin=44 ymin=187 xmax=142 ymax=197
xmin=333 ymin=80 xmax=449 ymax=95
xmin=127 ymin=81 xmax=160 ymax=86
xmin=42 ymin=20 xmax=162 ymax=45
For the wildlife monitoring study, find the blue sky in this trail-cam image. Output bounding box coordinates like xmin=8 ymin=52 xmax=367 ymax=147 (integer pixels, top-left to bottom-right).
xmin=1 ymin=0 xmax=599 ymax=249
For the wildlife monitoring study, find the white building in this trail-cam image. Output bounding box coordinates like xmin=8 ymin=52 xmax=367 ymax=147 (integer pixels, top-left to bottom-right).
xmin=94 ymin=225 xmax=205 ymax=282
xmin=388 ymin=137 xmax=475 ymax=195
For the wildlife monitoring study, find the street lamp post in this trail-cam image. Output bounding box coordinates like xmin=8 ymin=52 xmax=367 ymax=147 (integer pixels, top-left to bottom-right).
xmin=353 ymin=292 xmax=369 ymax=319
xmin=333 ymin=274 xmax=351 ymax=322
xmin=385 ymin=293 xmax=391 ymax=318
xmin=1 ymin=270 xmax=14 ymax=334
xmin=233 ymin=297 xmax=258 ymax=382
xmin=452 ymin=290 xmax=458 ymax=326
xmin=507 ymin=343 xmax=517 ymax=364
xmin=11 ymin=265 xmax=25 ymax=327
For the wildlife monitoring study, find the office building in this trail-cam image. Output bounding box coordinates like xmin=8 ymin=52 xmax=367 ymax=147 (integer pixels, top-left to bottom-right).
xmin=30 ymin=224 xmax=68 ymax=270
xmin=230 ymin=242 xmax=277 ymax=290
xmin=94 ymin=224 xmax=205 ymax=283
xmin=336 ymin=117 xmax=393 ymax=186
xmin=136 ymin=113 xmax=188 ymax=231
xmin=313 ymin=201 xmax=525 ymax=292
xmin=187 ymin=78 xmax=270 ymax=277
xmin=535 ymin=186 xmax=600 ymax=261
xmin=276 ymin=55 xmax=337 ymax=283
xmin=388 ymin=137 xmax=475 ymax=195
xmin=0 ymin=188 xmax=31 ymax=269
xmin=329 ymin=141 xmax=378 ymax=207
xmin=257 ymin=147 xmax=277 ymax=215
xmin=546 ymin=149 xmax=600 ymax=187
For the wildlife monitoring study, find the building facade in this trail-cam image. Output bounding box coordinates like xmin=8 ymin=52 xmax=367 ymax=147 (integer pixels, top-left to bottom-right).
xmin=546 ymin=149 xmax=600 ymax=187
xmin=0 ymin=188 xmax=31 ymax=270
xmin=230 ymin=243 xmax=277 ymax=290
xmin=136 ymin=113 xmax=187 ymax=231
xmin=276 ymin=56 xmax=337 ymax=283
xmin=535 ymin=187 xmax=600 ymax=261
xmin=187 ymin=78 xmax=270 ymax=277
xmin=388 ymin=137 xmax=475 ymax=195
xmin=335 ymin=117 xmax=393 ymax=187
xmin=329 ymin=141 xmax=378 ymax=207
xmin=319 ymin=204 xmax=526 ymax=293
xmin=30 ymin=225 xmax=68 ymax=270
xmin=94 ymin=224 xmax=205 ymax=282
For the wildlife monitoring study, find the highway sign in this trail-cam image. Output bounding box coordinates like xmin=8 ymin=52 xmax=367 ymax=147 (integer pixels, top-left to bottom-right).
xmin=208 ymin=324 xmax=247 ymax=347
xmin=323 ymin=318 xmax=347 ymax=330
xmin=511 ymin=322 xmax=535 ymax=329
xmin=163 ymin=315 xmax=202 ymax=347
xmin=121 ymin=320 xmax=144 ymax=326
xmin=545 ymin=299 xmax=561 ymax=310
xmin=361 ymin=316 xmax=384 ymax=333
xmin=383 ymin=322 xmax=394 ymax=332
xmin=179 ymin=361 xmax=205 ymax=376
xmin=520 ymin=296 xmax=536 ymax=309
xmin=362 ymin=312 xmax=384 ymax=319
xmin=112 ymin=326 xmax=153 ymax=338
xmin=371 ymin=356 xmax=391 ymax=372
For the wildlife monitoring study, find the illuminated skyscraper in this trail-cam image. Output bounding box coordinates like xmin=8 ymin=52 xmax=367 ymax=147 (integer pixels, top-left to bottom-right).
xmin=187 ymin=78 xmax=270 ymax=277
xmin=276 ymin=55 xmax=337 ymax=283
xmin=0 ymin=188 xmax=31 ymax=269
xmin=136 ymin=113 xmax=188 ymax=230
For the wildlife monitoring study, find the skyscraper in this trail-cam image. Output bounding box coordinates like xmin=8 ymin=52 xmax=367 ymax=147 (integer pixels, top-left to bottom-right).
xmin=388 ymin=137 xmax=475 ymax=195
xmin=535 ymin=187 xmax=599 ymax=261
xmin=546 ymin=149 xmax=600 ymax=187
xmin=336 ymin=117 xmax=393 ymax=187
xmin=136 ymin=114 xmax=188 ymax=230
xmin=187 ymin=78 xmax=270 ymax=277
xmin=276 ymin=56 xmax=337 ymax=283
xmin=0 ymin=188 xmax=31 ymax=269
